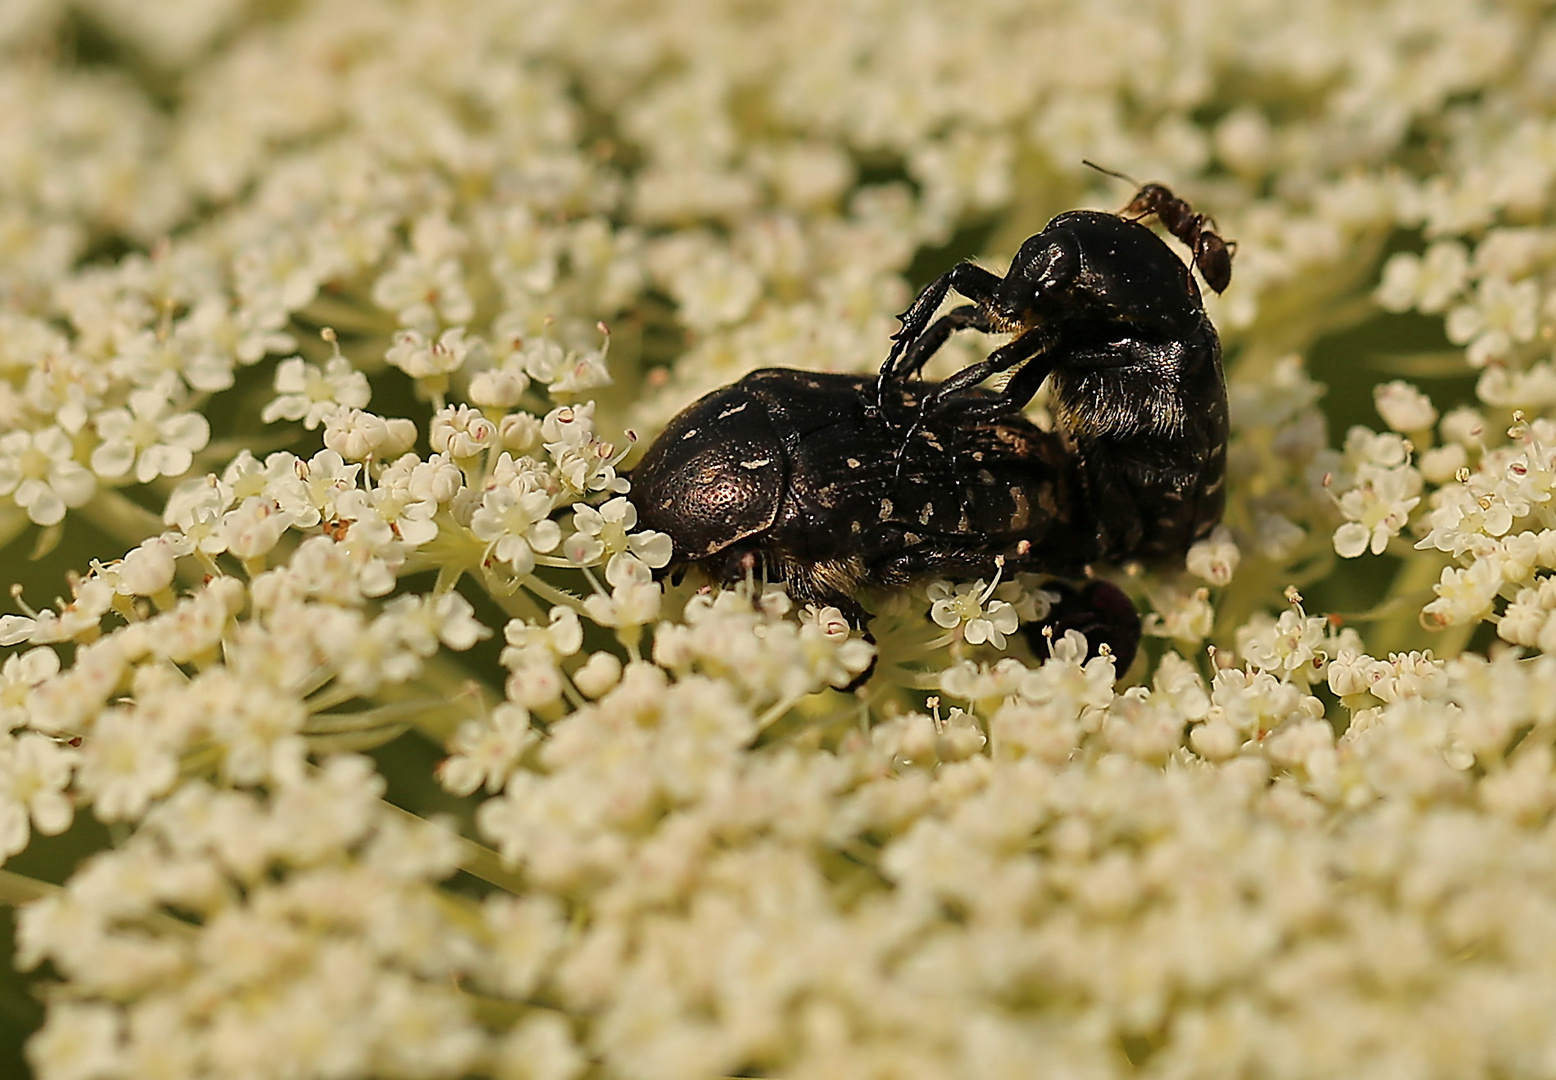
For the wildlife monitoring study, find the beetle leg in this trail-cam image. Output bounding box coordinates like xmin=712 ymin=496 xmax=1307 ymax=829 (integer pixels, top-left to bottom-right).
xmin=886 ymin=305 xmax=999 ymax=381
xmin=879 ymin=272 xmax=950 ymax=387
xmin=870 ymin=543 xmax=1000 ymax=583
xmin=884 ymin=329 xmax=1057 ymax=483
xmin=919 ymin=325 xmax=1058 ymax=418
xmin=1025 ymin=579 xmax=1142 ymax=673
xmin=873 ymin=264 xmax=1004 ymax=424
xmin=871 ymin=304 xmax=998 ymax=427
xmin=880 ymin=263 xmax=1003 ymax=380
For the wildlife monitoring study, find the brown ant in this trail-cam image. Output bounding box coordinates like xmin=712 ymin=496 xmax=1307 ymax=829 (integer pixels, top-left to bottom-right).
xmin=1083 ymin=160 xmax=1234 ymax=294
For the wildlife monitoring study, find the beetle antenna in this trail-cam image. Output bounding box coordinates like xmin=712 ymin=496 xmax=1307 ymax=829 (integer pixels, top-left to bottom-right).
xmin=1081 ymin=159 xmax=1139 ymax=186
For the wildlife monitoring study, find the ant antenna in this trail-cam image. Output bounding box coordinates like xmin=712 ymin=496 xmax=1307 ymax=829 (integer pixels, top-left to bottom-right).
xmin=1081 ymin=159 xmax=1138 ymax=186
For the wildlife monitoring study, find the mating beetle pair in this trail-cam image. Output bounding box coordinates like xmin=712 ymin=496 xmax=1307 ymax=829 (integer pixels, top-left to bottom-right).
xmin=629 ymin=180 xmax=1232 ymax=672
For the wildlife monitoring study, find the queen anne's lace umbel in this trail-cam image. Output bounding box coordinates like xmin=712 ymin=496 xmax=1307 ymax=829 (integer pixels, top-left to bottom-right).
xmin=4 ymin=0 xmax=1556 ymax=1077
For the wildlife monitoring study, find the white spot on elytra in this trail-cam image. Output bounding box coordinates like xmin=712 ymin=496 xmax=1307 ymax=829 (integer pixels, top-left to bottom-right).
xmin=1009 ymin=486 xmax=1030 ymax=530
xmin=846 ymin=457 xmax=861 ymax=468
xmin=681 ymin=427 xmax=698 ymax=439
xmin=718 ymin=403 xmax=749 ymax=419
xmin=740 ymin=458 xmax=772 ymax=469
xmin=878 ymin=498 xmax=893 ymax=520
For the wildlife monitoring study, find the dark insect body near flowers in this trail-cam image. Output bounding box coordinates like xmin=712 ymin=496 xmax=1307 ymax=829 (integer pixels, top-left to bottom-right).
xmin=629 ymin=182 xmax=1232 ymax=673
xmin=629 ymin=368 xmax=1089 ymax=622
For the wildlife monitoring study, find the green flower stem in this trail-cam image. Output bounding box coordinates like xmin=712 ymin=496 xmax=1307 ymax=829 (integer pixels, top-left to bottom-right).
xmin=0 ymin=506 xmax=32 ymax=552
xmin=0 ymin=869 xmax=196 ymax=940
xmin=76 ymin=488 xmax=165 ymax=550
xmin=0 ymin=869 xmax=54 ymax=907
xmin=1370 ymin=548 xmax=1463 ymax=657
xmin=519 ymin=573 xmax=588 ymax=616
xmin=380 ymin=800 xmax=529 ymax=894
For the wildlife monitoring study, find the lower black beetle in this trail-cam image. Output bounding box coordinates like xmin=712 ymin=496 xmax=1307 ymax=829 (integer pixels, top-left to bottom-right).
xmin=628 ymin=367 xmax=1097 ymax=629
xmin=878 ymin=181 xmax=1230 ymax=565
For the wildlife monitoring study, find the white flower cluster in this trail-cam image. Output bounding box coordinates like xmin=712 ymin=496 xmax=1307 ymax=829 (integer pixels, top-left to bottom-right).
xmin=18 ymin=760 xmax=492 ymax=1079
xmin=3 ymin=0 xmax=1556 ymax=1077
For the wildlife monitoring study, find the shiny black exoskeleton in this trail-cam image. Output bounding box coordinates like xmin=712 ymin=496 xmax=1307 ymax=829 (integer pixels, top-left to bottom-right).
xmin=629 ymin=368 xmax=1096 ymax=628
xmin=877 ymin=185 xmax=1229 ymax=565
xmin=1119 ymin=183 xmax=1233 ymax=295
xmin=1084 ymin=162 xmax=1234 ymax=294
xmin=630 ymin=185 xmax=1231 ymax=678
xmin=1028 ymin=579 xmax=1142 ymax=670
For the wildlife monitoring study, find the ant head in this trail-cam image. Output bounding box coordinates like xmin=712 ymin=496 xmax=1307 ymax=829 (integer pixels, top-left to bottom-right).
xmin=1122 ymin=184 xmax=1177 ymax=219
xmin=1081 ymin=161 xmax=1167 ymax=211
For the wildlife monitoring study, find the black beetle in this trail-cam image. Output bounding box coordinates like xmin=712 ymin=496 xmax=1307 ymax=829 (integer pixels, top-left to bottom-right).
xmin=877 ymin=183 xmax=1229 ymax=565
xmin=628 ymin=367 xmax=1097 ymax=629
xmin=629 ymin=184 xmax=1231 ymax=679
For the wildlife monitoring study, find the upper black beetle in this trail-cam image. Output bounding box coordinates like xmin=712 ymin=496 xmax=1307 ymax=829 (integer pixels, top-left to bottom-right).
xmin=628 ymin=367 xmax=1096 ymax=629
xmin=876 ymin=181 xmax=1230 ymax=566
